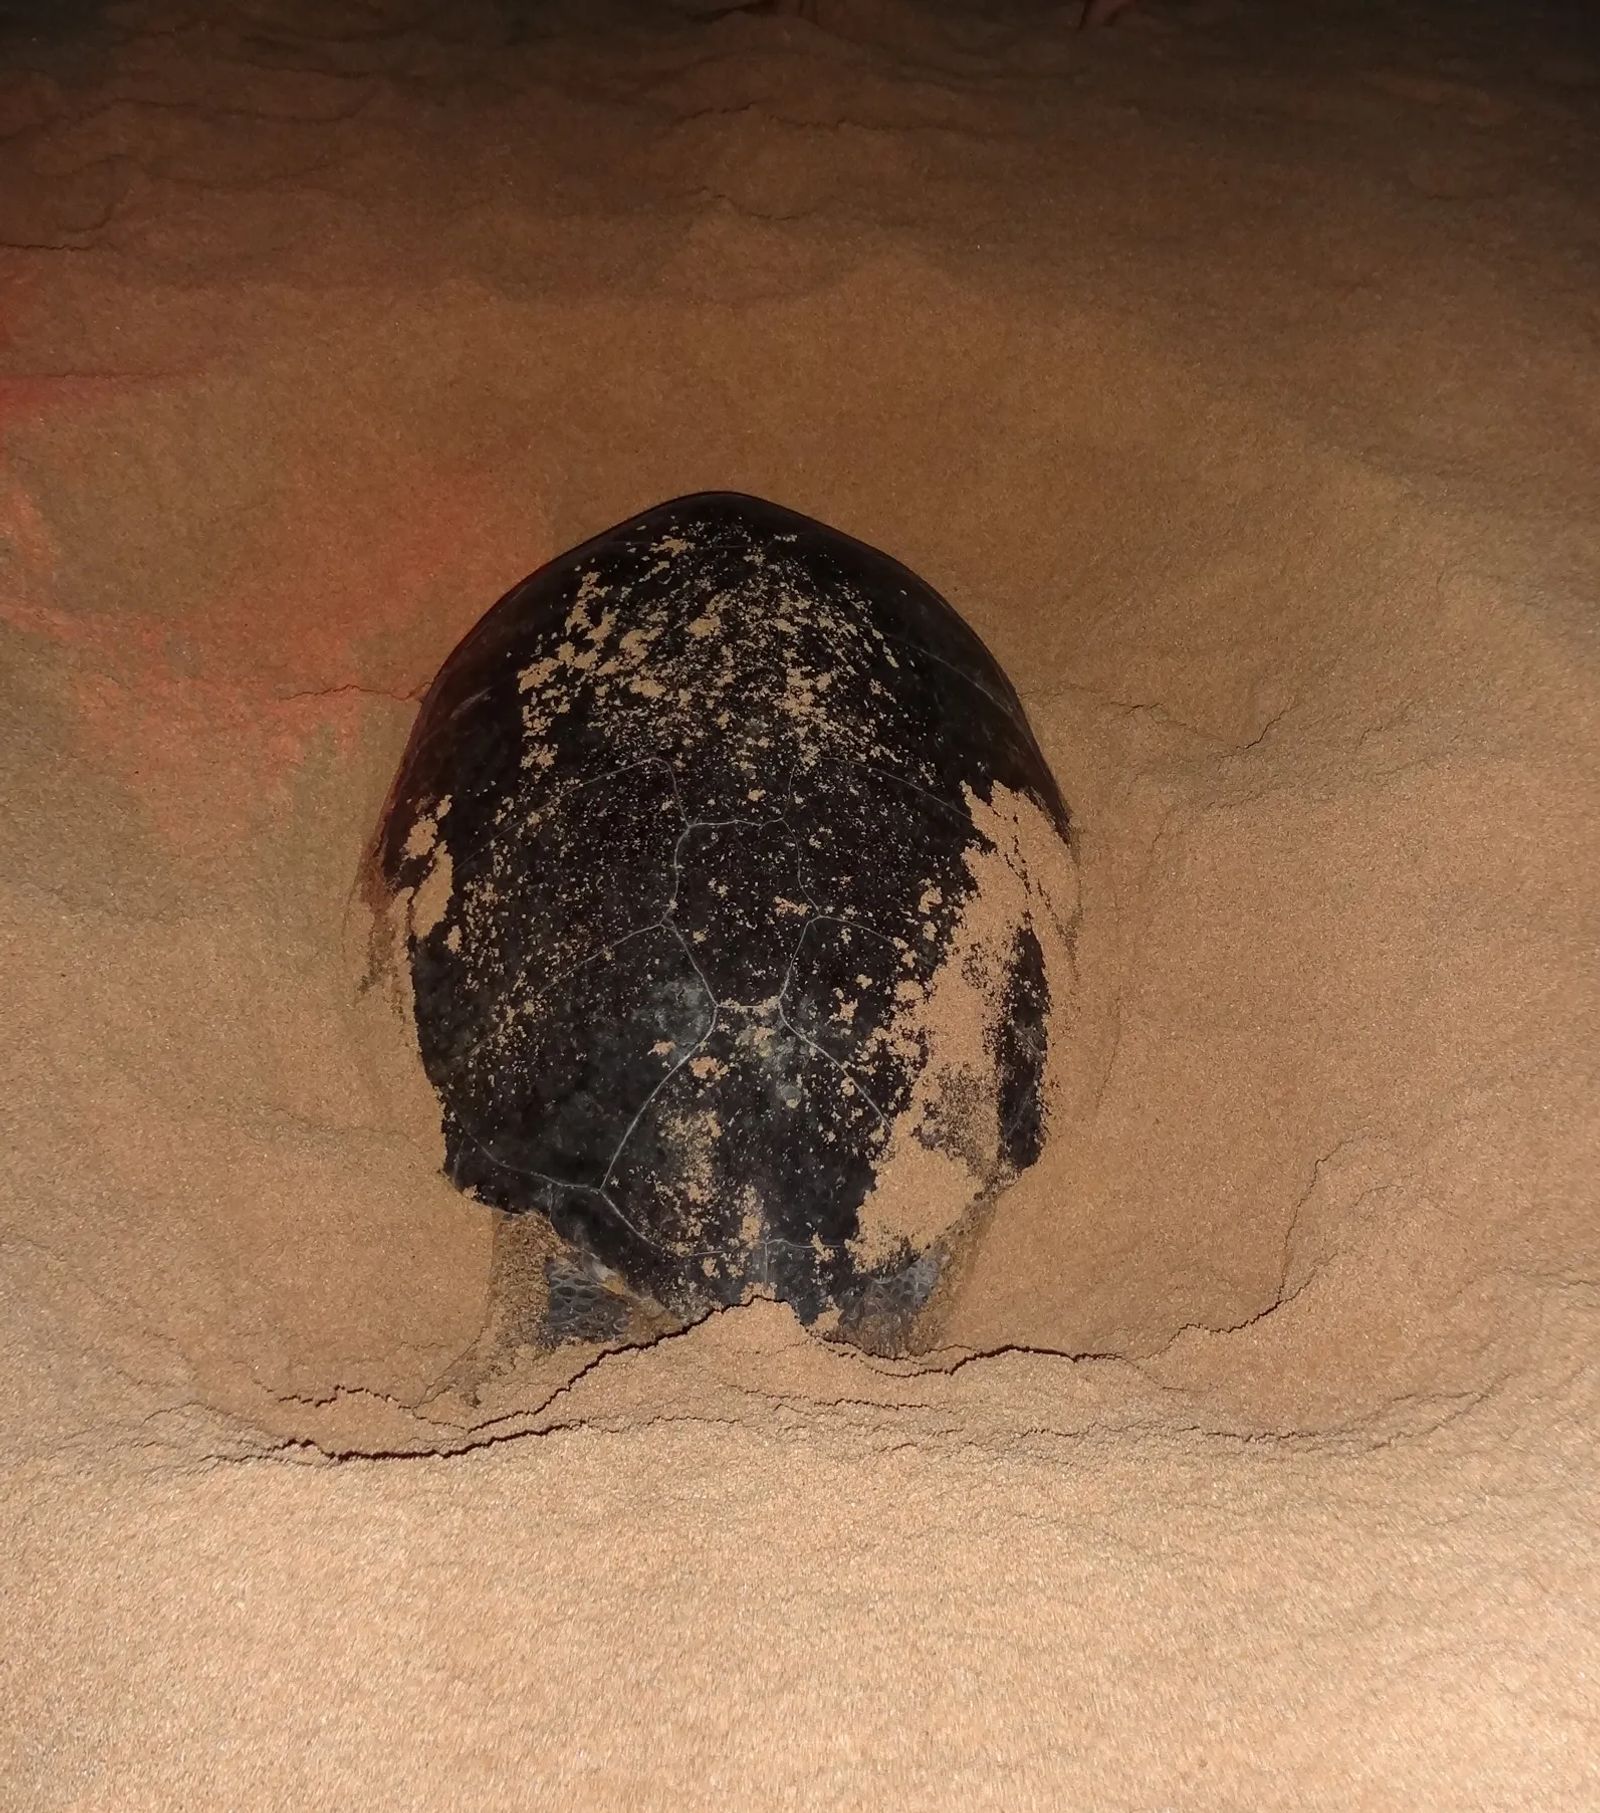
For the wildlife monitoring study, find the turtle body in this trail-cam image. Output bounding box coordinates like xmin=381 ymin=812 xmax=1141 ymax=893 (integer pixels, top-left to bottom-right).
xmin=371 ymin=492 xmax=1076 ymax=1356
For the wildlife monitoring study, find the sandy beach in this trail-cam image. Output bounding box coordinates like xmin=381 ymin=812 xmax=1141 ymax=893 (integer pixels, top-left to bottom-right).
xmin=3 ymin=1 xmax=1597 ymax=1805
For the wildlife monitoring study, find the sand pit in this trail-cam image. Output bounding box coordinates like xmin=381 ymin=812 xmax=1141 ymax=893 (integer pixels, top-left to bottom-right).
xmin=3 ymin=1 xmax=1597 ymax=1806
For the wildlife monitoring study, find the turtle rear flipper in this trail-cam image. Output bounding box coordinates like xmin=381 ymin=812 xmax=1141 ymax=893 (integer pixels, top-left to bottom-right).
xmin=424 ymin=1213 xmax=676 ymax=1406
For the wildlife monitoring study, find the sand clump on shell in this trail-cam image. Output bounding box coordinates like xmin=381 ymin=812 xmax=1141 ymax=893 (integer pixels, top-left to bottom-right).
xmin=849 ymin=784 xmax=1078 ymax=1286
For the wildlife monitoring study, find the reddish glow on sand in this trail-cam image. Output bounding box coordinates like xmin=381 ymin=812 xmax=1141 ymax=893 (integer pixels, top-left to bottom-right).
xmin=2 ymin=363 xmax=514 ymax=860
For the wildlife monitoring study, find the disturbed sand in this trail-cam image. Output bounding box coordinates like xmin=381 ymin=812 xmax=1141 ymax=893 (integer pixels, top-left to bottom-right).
xmin=3 ymin=1 xmax=1598 ymax=1806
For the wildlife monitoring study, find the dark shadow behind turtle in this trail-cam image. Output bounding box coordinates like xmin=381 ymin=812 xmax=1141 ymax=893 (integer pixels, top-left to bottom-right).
xmin=359 ymin=492 xmax=1078 ymax=1388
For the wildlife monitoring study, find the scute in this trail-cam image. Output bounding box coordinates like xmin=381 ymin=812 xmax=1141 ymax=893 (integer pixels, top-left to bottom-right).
xmin=370 ymin=491 xmax=1076 ymax=1360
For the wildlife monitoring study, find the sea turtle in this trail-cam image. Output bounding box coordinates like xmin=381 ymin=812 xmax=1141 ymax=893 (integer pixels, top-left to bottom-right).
xmin=365 ymin=492 xmax=1077 ymax=1360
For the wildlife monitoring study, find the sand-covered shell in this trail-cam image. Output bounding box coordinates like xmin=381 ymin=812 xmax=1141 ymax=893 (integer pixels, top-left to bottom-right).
xmin=369 ymin=492 xmax=1077 ymax=1354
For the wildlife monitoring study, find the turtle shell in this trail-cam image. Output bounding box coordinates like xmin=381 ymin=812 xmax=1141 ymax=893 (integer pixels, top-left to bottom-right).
xmin=371 ymin=492 xmax=1076 ymax=1353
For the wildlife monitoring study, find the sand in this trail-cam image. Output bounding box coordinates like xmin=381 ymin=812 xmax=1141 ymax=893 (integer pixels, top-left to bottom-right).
xmin=3 ymin=0 xmax=1597 ymax=1806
